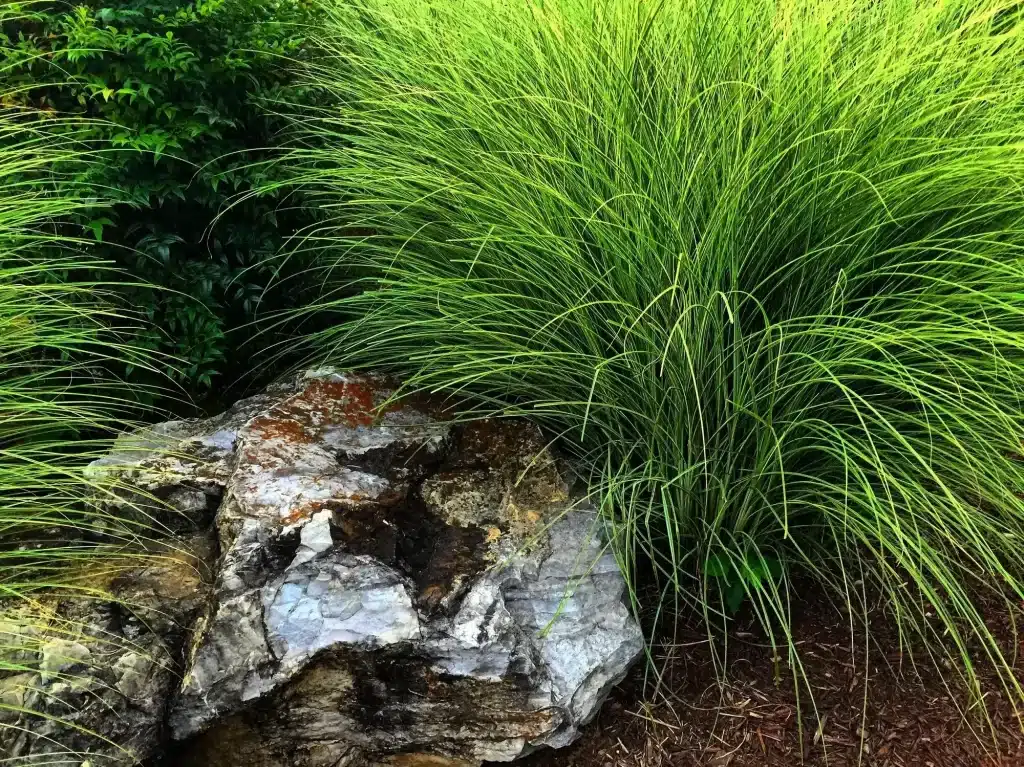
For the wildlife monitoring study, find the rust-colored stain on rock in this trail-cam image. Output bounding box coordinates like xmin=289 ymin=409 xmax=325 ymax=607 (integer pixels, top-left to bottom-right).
xmin=280 ymin=506 xmax=314 ymax=527
xmin=384 ymin=754 xmax=478 ymax=767
xmin=249 ymin=377 xmax=399 ymax=444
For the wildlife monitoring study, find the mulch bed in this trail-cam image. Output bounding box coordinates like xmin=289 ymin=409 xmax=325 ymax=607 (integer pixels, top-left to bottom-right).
xmin=516 ymin=591 xmax=1024 ymax=767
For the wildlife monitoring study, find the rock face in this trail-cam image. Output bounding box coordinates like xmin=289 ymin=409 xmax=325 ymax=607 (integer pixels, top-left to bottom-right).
xmin=2 ymin=371 xmax=643 ymax=766
xmin=0 ymin=538 xmax=214 ymax=764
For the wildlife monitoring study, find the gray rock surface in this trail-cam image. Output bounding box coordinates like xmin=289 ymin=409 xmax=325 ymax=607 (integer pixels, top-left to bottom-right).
xmin=2 ymin=370 xmax=643 ymax=766
xmin=0 ymin=537 xmax=214 ymax=764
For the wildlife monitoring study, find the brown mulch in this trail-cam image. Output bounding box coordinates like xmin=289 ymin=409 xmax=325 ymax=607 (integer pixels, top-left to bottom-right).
xmin=516 ymin=592 xmax=1024 ymax=767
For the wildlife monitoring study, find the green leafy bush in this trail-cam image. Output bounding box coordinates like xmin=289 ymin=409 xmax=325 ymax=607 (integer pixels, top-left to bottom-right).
xmin=2 ymin=0 xmax=320 ymax=404
xmin=286 ymin=0 xmax=1024 ymax=709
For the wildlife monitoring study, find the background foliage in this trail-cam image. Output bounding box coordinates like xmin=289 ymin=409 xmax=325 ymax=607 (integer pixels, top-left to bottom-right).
xmin=1 ymin=0 xmax=321 ymax=408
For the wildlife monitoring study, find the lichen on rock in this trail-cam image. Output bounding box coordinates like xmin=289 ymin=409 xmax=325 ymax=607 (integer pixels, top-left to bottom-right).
xmin=0 ymin=538 xmax=214 ymax=764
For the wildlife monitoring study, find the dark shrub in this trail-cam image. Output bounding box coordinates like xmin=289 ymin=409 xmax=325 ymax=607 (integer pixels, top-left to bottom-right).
xmin=2 ymin=0 xmax=322 ymax=407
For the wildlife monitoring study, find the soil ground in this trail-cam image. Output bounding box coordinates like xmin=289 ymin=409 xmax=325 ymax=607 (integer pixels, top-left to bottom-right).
xmin=518 ymin=590 xmax=1024 ymax=767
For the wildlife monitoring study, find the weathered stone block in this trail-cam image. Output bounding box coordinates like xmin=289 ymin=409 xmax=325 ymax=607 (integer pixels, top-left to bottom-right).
xmin=1 ymin=371 xmax=643 ymax=766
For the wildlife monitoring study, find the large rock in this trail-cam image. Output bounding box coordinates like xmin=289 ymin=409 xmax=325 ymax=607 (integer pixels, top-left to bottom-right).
xmin=5 ymin=371 xmax=643 ymax=766
xmin=0 ymin=537 xmax=214 ymax=764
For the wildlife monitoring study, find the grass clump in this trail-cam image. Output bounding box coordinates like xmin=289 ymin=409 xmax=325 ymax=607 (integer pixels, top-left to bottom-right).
xmin=286 ymin=0 xmax=1024 ymax=716
xmin=0 ymin=98 xmax=161 ymax=594
xmin=0 ymin=107 xmax=164 ymax=761
xmin=0 ymin=121 xmax=154 ymax=566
